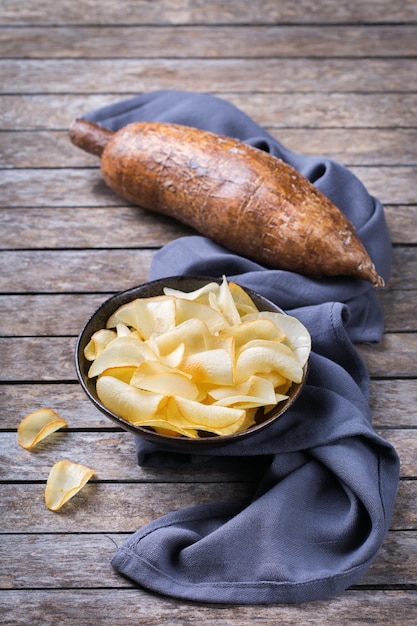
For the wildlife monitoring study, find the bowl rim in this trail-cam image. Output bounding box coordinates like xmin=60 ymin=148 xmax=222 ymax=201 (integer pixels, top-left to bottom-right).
xmin=75 ymin=275 xmax=308 ymax=448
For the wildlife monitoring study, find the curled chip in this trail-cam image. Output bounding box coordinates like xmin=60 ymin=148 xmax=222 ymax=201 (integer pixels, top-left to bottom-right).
xmin=85 ymin=276 xmax=311 ymax=438
xmin=45 ymin=460 xmax=94 ymax=511
xmin=17 ymin=408 xmax=67 ymax=450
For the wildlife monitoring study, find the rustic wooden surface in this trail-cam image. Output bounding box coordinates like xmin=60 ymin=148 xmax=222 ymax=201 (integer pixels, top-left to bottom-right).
xmin=1 ymin=1 xmax=417 ymax=624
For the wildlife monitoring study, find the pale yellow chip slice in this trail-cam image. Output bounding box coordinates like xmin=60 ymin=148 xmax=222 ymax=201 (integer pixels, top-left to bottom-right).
xmin=130 ymin=362 xmax=199 ymax=400
xmin=181 ymin=348 xmax=235 ymax=385
xmin=220 ymin=318 xmax=286 ymax=350
xmin=175 ymin=298 xmax=227 ymax=333
xmin=214 ymin=275 xmax=241 ymax=325
xmin=106 ymin=295 xmax=174 ymax=335
xmin=243 ymin=311 xmax=311 ymax=366
xmin=134 ymin=296 xmax=177 ymax=339
xmin=152 ymin=317 xmax=211 ymax=356
xmin=209 ymin=375 xmax=277 ymax=408
xmin=229 ymin=281 xmax=259 ymax=315
xmin=17 ymin=408 xmax=67 ymax=450
xmin=235 ymin=340 xmax=303 ymax=384
xmin=45 ymin=460 xmax=94 ymax=511
xmin=115 ymin=323 xmax=132 ymax=337
xmin=87 ymin=335 xmax=156 ymax=378
xmin=84 ymin=328 xmax=117 ymax=361
xmin=171 ymin=396 xmax=247 ymax=436
xmin=100 ymin=365 xmax=137 ymax=384
xmin=163 ymin=281 xmax=220 ymax=302
xmin=96 ymin=375 xmax=168 ymax=424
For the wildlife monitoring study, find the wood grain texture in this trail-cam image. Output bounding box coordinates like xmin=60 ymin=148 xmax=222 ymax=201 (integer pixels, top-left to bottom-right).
xmin=2 ymin=0 xmax=416 ymax=26
xmin=0 ymin=290 xmax=411 ymax=336
xmin=1 ymin=589 xmax=416 ymax=626
xmin=2 ymin=128 xmax=417 ymax=168
xmin=0 ymin=480 xmax=415 ymax=533
xmin=1 ymin=0 xmax=416 ymax=621
xmin=0 ymin=332 xmax=416 ymax=379
xmin=1 ymin=430 xmax=413 ymax=480
xmin=2 ymin=379 xmax=417 ymax=430
xmin=1 ymin=531 xmax=416 ymax=590
xmin=2 ymin=166 xmax=415 ymax=208
xmin=2 ymin=58 xmax=416 ymax=94
xmin=2 ymin=93 xmax=417 ymax=131
xmin=3 ymin=25 xmax=417 ymax=58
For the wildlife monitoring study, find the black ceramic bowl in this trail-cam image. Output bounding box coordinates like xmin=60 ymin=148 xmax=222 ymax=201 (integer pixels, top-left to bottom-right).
xmin=75 ymin=276 xmax=308 ymax=449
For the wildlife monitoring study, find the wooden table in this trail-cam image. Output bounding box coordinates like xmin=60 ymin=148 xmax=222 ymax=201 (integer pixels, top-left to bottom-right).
xmin=1 ymin=1 xmax=416 ymax=623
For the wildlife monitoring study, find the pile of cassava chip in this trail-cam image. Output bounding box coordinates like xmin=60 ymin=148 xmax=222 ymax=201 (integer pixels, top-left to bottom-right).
xmin=84 ymin=277 xmax=311 ymax=438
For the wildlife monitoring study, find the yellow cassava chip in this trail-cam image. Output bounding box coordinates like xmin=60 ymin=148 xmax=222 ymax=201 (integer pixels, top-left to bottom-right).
xmin=171 ymin=396 xmax=247 ymax=436
xmin=106 ymin=295 xmax=175 ymax=337
xmin=45 ymin=460 xmax=94 ymax=511
xmin=87 ymin=334 xmax=156 ymax=378
xmin=209 ymin=375 xmax=278 ymax=408
xmin=235 ymin=340 xmax=303 ymax=383
xmin=100 ymin=365 xmax=137 ymax=384
xmin=17 ymin=408 xmax=67 ymax=450
xmin=152 ymin=317 xmax=211 ymax=356
xmin=214 ymin=275 xmax=241 ymax=326
xmin=96 ymin=375 xmax=168 ymax=424
xmin=243 ymin=311 xmax=311 ymax=366
xmin=130 ymin=361 xmax=199 ymax=400
xmin=228 ymin=281 xmax=259 ymax=315
xmin=84 ymin=328 xmax=117 ymax=361
xmin=133 ymin=296 xmax=177 ymax=339
xmin=181 ymin=348 xmax=235 ymax=385
xmin=163 ymin=281 xmax=219 ymax=302
xmin=175 ymin=297 xmax=227 ymax=333
xmin=220 ymin=318 xmax=285 ymax=350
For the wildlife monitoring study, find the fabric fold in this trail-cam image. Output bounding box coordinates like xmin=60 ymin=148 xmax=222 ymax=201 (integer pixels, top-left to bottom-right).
xmin=82 ymin=90 xmax=399 ymax=604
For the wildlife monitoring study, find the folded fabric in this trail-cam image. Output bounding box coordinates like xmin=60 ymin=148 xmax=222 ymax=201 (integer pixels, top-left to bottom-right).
xmin=83 ymin=91 xmax=399 ymax=604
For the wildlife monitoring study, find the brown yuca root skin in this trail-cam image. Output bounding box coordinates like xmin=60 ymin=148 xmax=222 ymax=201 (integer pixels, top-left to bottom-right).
xmin=69 ymin=118 xmax=384 ymax=286
xmin=69 ymin=118 xmax=113 ymax=157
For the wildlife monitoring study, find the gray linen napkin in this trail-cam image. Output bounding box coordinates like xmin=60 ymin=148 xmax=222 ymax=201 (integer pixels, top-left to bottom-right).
xmin=83 ymin=91 xmax=399 ymax=604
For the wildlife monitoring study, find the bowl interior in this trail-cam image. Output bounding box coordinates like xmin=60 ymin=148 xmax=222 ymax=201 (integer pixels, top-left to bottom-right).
xmin=75 ymin=276 xmax=308 ymax=448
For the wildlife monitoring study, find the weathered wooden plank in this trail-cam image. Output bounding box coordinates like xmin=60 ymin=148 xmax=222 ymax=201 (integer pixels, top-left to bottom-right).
xmin=0 ymin=288 xmax=414 ymax=339
xmin=1 ymin=429 xmax=413 ymax=481
xmin=2 ymin=93 xmax=417 ymax=131
xmin=384 ymin=248 xmax=417 ymax=290
xmin=2 ymin=0 xmax=416 ymax=26
xmin=2 ymin=127 xmax=417 ymax=169
xmin=0 ymin=168 xmax=110 ymax=208
xmin=350 ymin=166 xmax=417 ymax=206
xmin=379 ymin=289 xmax=417 ymax=332
xmin=2 ymin=379 xmax=416 ymax=430
xmin=3 ymin=25 xmax=417 ymax=58
xmin=0 ymin=249 xmax=154 ymax=293
xmin=1 ymin=166 xmax=415 ymax=208
xmin=357 ymin=333 xmax=417 ymax=378
xmin=0 ymin=479 xmax=414 ymax=533
xmin=2 ymin=248 xmax=415 ymax=296
xmin=1 ymin=206 xmax=416 ymax=256
xmin=0 ymin=294 xmax=112 ymax=335
xmin=0 ymin=482 xmax=255 ymax=533
xmin=0 ymin=383 xmax=116 ymax=429
xmin=0 ymin=337 xmax=78 ymax=381
xmin=2 ymin=589 xmax=417 ymax=626
xmin=2 ymin=58 xmax=417 ymax=94
xmin=0 ymin=207 xmax=190 ymax=248
xmin=1 ymin=531 xmax=415 ymax=590
xmin=369 ymin=380 xmax=417 ymax=428
xmin=0 ymin=431 xmax=261 ymax=482
xmin=384 ymin=207 xmax=417 ymax=245
xmin=0 ymin=332 xmax=416 ymax=381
